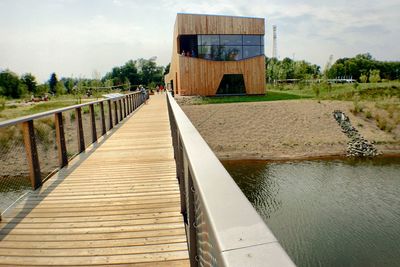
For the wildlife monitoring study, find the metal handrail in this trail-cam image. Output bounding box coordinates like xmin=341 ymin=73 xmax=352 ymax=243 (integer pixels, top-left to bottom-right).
xmin=166 ymin=92 xmax=295 ymax=266
xmin=0 ymin=94 xmax=130 ymax=129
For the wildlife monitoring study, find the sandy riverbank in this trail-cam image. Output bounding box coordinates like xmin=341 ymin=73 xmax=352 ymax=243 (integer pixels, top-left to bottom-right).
xmin=180 ymin=99 xmax=400 ymax=160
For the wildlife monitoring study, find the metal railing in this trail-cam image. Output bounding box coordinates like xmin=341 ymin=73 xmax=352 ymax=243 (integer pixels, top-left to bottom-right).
xmin=166 ymin=92 xmax=295 ymax=266
xmin=0 ymin=92 xmax=145 ymax=218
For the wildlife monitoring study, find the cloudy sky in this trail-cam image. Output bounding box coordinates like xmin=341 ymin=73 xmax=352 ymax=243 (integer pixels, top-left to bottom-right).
xmin=0 ymin=0 xmax=399 ymax=82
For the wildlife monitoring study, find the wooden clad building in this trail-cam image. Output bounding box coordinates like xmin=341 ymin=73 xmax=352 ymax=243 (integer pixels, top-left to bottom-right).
xmin=165 ymin=13 xmax=266 ymax=96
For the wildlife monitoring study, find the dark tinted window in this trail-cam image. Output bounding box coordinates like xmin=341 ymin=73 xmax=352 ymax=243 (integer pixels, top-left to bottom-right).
xmin=220 ymin=35 xmax=242 ymax=45
xmin=196 ymin=34 xmax=263 ymax=61
xmin=216 ymin=74 xmax=246 ymax=95
xmin=243 ymin=35 xmax=261 ymax=45
xmin=200 ymin=35 xmax=219 ymax=45
xmin=243 ymin=46 xmax=261 ymax=58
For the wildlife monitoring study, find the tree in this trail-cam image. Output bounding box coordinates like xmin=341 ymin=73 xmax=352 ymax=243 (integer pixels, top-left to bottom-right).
xmin=0 ymin=70 xmax=22 ymax=98
xmin=164 ymin=63 xmax=170 ymax=75
xmin=359 ymin=74 xmax=368 ymax=83
xmin=49 ymin=73 xmax=58 ymax=95
xmin=369 ymin=69 xmax=381 ymax=83
xmin=55 ymin=81 xmax=66 ymax=95
xmin=21 ymin=73 xmax=37 ymax=94
xmin=103 ymin=58 xmax=165 ymax=88
xmin=60 ymin=77 xmax=75 ymax=94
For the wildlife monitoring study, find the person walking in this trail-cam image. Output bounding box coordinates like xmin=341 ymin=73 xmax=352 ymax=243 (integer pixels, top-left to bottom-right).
xmin=140 ymin=85 xmax=148 ymax=104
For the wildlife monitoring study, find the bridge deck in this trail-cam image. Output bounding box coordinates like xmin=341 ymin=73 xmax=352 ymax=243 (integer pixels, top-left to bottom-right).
xmin=0 ymin=94 xmax=189 ymax=266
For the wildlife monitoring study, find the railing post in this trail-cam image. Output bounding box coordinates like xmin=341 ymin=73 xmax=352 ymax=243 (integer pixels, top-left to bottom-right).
xmin=54 ymin=112 xmax=68 ymax=167
xmin=89 ymin=104 xmax=97 ymax=143
xmin=22 ymin=120 xmax=42 ymax=189
xmin=119 ymin=99 xmax=123 ymax=120
xmin=123 ymin=98 xmax=127 ymax=118
xmin=114 ymin=101 xmax=119 ymax=124
xmin=100 ymin=102 xmax=106 ymax=135
xmin=128 ymin=95 xmax=132 ymax=114
xmin=108 ymin=100 xmax=113 ymax=130
xmin=75 ymin=107 xmax=85 ymax=153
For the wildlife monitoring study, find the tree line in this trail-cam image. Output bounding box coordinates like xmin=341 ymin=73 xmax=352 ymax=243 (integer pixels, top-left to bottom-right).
xmin=1 ymin=53 xmax=399 ymax=99
xmin=266 ymin=53 xmax=400 ymax=83
xmin=0 ymin=57 xmax=167 ymax=99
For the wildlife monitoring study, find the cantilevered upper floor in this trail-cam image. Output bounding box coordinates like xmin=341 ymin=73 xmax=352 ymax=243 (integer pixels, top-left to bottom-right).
xmin=165 ymin=13 xmax=266 ymax=96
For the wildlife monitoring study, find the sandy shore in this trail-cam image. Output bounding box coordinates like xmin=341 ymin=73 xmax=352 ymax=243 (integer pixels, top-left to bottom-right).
xmin=180 ymin=100 xmax=400 ymax=160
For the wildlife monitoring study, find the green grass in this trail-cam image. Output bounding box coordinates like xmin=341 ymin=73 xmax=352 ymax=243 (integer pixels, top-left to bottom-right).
xmin=271 ymin=81 xmax=400 ymax=101
xmin=0 ymin=95 xmax=94 ymax=121
xmin=198 ymin=91 xmax=309 ymax=104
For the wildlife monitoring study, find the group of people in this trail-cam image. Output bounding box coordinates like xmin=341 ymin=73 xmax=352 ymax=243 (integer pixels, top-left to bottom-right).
xmin=137 ymin=84 xmax=167 ymax=104
xmin=181 ymin=49 xmax=196 ymax=57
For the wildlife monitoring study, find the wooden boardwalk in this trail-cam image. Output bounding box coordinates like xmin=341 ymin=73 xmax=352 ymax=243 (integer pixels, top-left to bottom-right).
xmin=0 ymin=94 xmax=189 ymax=266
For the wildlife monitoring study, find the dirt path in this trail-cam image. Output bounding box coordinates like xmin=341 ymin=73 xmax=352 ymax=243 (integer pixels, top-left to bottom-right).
xmin=181 ymin=100 xmax=400 ymax=160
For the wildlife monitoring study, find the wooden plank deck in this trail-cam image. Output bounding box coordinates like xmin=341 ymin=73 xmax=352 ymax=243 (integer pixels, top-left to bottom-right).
xmin=0 ymin=94 xmax=189 ymax=266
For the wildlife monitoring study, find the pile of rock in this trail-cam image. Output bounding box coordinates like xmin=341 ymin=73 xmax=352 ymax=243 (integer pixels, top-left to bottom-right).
xmin=333 ymin=110 xmax=378 ymax=157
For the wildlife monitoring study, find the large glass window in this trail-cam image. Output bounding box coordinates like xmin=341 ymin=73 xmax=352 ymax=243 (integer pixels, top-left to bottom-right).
xmin=199 ymin=35 xmax=219 ymax=45
xmin=195 ymin=34 xmax=264 ymax=61
xmin=243 ymin=46 xmax=261 ymax=58
xmin=243 ymin=35 xmax=261 ymax=45
xmin=220 ymin=35 xmax=242 ymax=45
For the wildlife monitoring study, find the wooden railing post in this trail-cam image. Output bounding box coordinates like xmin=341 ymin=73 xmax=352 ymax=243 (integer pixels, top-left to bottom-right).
xmin=54 ymin=112 xmax=68 ymax=167
xmin=127 ymin=95 xmax=132 ymax=114
xmin=89 ymin=104 xmax=97 ymax=143
xmin=100 ymin=102 xmax=106 ymax=135
xmin=119 ymin=99 xmax=123 ymax=120
xmin=114 ymin=101 xmax=119 ymax=124
xmin=123 ymin=98 xmax=127 ymax=118
xmin=22 ymin=121 xmax=42 ymax=189
xmin=108 ymin=100 xmax=113 ymax=130
xmin=75 ymin=107 xmax=85 ymax=152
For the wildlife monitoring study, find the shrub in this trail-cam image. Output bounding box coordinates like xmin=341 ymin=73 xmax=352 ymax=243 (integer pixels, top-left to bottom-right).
xmin=365 ymin=111 xmax=372 ymax=119
xmin=0 ymin=96 xmax=6 ymax=111
xmin=359 ymin=74 xmax=368 ymax=83
xmin=375 ymin=114 xmax=392 ymax=132
xmin=351 ymin=100 xmax=363 ymax=114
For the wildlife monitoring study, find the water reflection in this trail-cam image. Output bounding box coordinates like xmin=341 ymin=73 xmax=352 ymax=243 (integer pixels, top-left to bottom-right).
xmin=224 ymin=158 xmax=400 ymax=267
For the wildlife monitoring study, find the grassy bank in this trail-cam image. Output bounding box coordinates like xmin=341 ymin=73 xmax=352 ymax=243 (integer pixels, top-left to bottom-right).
xmin=198 ymin=91 xmax=309 ymax=104
xmin=0 ymin=95 xmax=97 ymax=121
xmin=193 ymin=81 xmax=400 ymax=105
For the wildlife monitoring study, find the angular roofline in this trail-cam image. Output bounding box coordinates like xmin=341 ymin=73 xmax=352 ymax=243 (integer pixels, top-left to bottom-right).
xmin=176 ymin=12 xmax=265 ymax=21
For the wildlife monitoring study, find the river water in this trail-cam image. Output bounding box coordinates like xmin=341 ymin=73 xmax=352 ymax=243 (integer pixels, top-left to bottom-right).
xmin=223 ymin=158 xmax=400 ymax=267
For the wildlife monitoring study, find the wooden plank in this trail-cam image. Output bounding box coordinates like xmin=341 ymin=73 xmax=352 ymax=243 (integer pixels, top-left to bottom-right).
xmin=0 ymin=251 xmax=189 ymax=266
xmin=0 ymin=228 xmax=186 ymax=242
xmin=0 ymin=235 xmax=187 ymax=249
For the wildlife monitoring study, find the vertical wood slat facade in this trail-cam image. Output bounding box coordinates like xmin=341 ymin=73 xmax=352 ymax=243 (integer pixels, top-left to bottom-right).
xmin=165 ymin=13 xmax=266 ymax=96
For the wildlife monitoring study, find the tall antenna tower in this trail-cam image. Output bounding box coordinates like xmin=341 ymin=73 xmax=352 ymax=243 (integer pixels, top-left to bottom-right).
xmin=272 ymin=25 xmax=277 ymax=59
